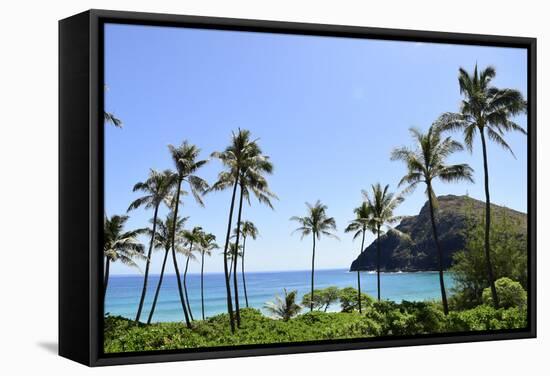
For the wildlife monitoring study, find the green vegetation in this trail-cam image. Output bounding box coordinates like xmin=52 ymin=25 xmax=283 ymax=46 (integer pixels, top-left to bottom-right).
xmin=436 ymin=64 xmax=527 ymax=308
xmin=210 ymin=129 xmax=276 ymax=332
xmin=103 ymin=64 xmax=528 ymax=350
xmin=302 ymin=287 xmax=341 ymax=312
xmin=104 ymin=300 xmax=526 ymax=353
xmin=103 ymin=215 xmax=145 ymax=306
xmin=391 ymin=125 xmax=474 ymax=315
xmin=291 ymin=201 xmax=339 ymax=312
xmin=127 ymin=169 xmax=175 ymax=323
xmin=450 ymin=203 xmax=527 ymax=310
xmin=264 ymin=289 xmax=302 ymax=321
xmin=482 ymin=278 xmax=526 ymax=309
xmin=345 ymin=202 xmax=375 ymax=313
xmin=361 ymin=184 xmax=404 ymax=301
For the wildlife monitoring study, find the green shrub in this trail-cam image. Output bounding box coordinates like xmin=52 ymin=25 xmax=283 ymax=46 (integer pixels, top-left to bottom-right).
xmin=482 ymin=277 xmax=527 ymax=309
xmin=338 ymin=287 xmax=374 ymax=312
xmin=445 ymin=305 xmax=526 ymax=332
xmin=302 ymin=286 xmax=341 ymax=311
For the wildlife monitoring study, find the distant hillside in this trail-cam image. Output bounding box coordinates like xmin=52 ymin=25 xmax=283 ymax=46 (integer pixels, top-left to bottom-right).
xmin=350 ymin=195 xmax=527 ymax=272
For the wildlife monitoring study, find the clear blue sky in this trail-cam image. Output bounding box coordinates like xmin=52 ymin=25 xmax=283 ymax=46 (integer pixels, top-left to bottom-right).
xmin=104 ymin=23 xmax=528 ymax=275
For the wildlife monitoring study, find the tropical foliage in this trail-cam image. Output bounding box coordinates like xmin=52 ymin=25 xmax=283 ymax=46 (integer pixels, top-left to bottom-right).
xmin=391 ymin=126 xmax=474 ymax=314
xmin=436 ymin=64 xmax=527 ymax=308
xmin=362 ymin=184 xmax=404 ymax=301
xmin=291 ymin=201 xmax=338 ymax=312
xmin=102 ymin=62 xmax=528 ymax=352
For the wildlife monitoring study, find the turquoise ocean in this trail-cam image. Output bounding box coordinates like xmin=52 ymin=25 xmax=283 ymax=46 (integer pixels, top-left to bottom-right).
xmin=105 ymin=269 xmax=456 ymax=322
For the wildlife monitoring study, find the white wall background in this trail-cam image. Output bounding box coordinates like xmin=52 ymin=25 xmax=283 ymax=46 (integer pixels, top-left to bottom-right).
xmin=0 ymin=0 xmax=547 ymax=374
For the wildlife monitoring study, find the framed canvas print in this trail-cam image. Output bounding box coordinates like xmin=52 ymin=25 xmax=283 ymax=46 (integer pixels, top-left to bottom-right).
xmin=59 ymin=9 xmax=536 ymax=366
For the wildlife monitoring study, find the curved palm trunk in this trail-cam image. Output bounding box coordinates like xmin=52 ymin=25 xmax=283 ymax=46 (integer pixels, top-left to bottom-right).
xmin=376 ymin=225 xmax=381 ymax=301
xmin=480 ymin=130 xmax=499 ymax=308
xmin=310 ymin=234 xmax=316 ymax=312
xmin=221 ymin=178 xmax=238 ymax=333
xmin=426 ymin=186 xmax=449 ymax=315
xmin=170 ymin=179 xmax=191 ymax=328
xmin=241 ymin=236 xmax=249 ymax=308
xmin=201 ymin=251 xmax=206 ymax=320
xmin=135 ymin=204 xmax=159 ymax=323
xmin=147 ymin=248 xmax=169 ymax=324
xmin=103 ymin=257 xmax=111 ymax=307
xmin=357 ymin=230 xmax=366 ymax=313
xmin=232 ymin=184 xmax=245 ymax=327
xmin=183 ymin=248 xmax=194 ymax=321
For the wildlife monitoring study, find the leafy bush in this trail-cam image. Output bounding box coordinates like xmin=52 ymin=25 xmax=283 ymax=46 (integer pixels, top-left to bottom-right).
xmin=450 ymin=203 xmax=527 ymax=310
xmin=445 ymin=305 xmax=526 ymax=332
xmin=302 ymin=286 xmax=340 ymax=311
xmin=104 ymin=298 xmax=527 ymax=353
xmin=338 ymin=287 xmax=374 ymax=312
xmin=482 ymin=277 xmax=527 ymax=309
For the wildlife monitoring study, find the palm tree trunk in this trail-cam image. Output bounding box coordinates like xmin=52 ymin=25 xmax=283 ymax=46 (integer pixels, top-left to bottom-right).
xmin=135 ymin=204 xmax=159 ymax=323
xmin=426 ymin=185 xmax=449 ymax=315
xmin=183 ymin=249 xmax=194 ymax=321
xmin=147 ymin=248 xmax=169 ymax=324
xmin=241 ymin=236 xmax=249 ymax=308
xmin=103 ymin=257 xmax=111 ymax=307
xmin=310 ymin=234 xmax=316 ymax=312
xmin=201 ymin=251 xmax=205 ymax=321
xmin=232 ymin=184 xmax=245 ymax=327
xmin=376 ymin=225 xmax=381 ymax=301
xmin=170 ymin=179 xmax=191 ymax=328
xmin=221 ymin=178 xmax=238 ymax=333
xmin=357 ymin=230 xmax=366 ymax=313
xmin=480 ymin=130 xmax=499 ymax=308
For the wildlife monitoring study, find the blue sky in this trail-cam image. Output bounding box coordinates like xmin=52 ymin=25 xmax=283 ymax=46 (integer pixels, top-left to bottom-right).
xmin=104 ymin=23 xmax=528 ymax=275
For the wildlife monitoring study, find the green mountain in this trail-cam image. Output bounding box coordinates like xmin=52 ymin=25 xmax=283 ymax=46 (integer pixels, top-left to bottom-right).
xmin=350 ymin=195 xmax=527 ymax=272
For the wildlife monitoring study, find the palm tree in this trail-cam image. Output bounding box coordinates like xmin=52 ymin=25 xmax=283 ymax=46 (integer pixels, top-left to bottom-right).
xmin=127 ymin=169 xmax=175 ymax=323
xmin=146 ymin=213 xmax=188 ymax=324
xmin=198 ymin=232 xmax=218 ymax=320
xmin=104 ymin=85 xmax=123 ymax=127
xmin=362 ymin=184 xmax=404 ymax=301
xmin=167 ymin=141 xmax=209 ymax=327
xmin=104 ymin=112 xmax=122 ymax=128
xmin=391 ymin=126 xmax=474 ymax=314
xmin=210 ymin=129 xmax=275 ymax=331
xmin=236 ymin=221 xmax=259 ymax=308
xmin=103 ymin=215 xmax=145 ymax=306
xmin=436 ymin=64 xmax=527 ymax=307
xmin=181 ymin=226 xmax=204 ymax=321
xmin=290 ymin=200 xmax=338 ymax=312
xmin=264 ymin=289 xmax=302 ymax=321
xmin=344 ymin=202 xmax=374 ymax=314
xmin=225 ymin=242 xmax=243 ymax=280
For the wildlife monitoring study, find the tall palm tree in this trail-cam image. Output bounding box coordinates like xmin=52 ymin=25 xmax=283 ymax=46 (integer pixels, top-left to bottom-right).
xmin=232 ymin=150 xmax=275 ymax=326
xmin=198 ymin=232 xmax=218 ymax=320
xmin=210 ymin=129 xmax=275 ymax=331
xmin=181 ymin=226 xmax=204 ymax=321
xmin=127 ymin=169 xmax=175 ymax=323
xmin=291 ymin=200 xmax=338 ymax=312
xmin=436 ymin=64 xmax=527 ymax=307
xmin=236 ymin=221 xmax=259 ymax=308
xmin=103 ymin=215 xmax=145 ymax=306
xmin=146 ymin=213 xmax=188 ymax=324
xmin=362 ymin=184 xmax=404 ymax=301
xmin=344 ymin=202 xmax=374 ymax=314
xmin=167 ymin=141 xmax=209 ymax=328
xmin=391 ymin=126 xmax=474 ymax=314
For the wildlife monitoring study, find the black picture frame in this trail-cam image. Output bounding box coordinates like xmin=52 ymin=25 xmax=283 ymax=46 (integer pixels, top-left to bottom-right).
xmin=59 ymin=9 xmax=537 ymax=367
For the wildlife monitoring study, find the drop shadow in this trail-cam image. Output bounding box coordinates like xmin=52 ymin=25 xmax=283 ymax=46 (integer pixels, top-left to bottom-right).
xmin=37 ymin=341 xmax=58 ymax=354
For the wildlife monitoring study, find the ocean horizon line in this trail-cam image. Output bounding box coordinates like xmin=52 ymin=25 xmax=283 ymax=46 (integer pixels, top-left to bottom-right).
xmin=109 ymin=268 xmax=444 ymax=278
